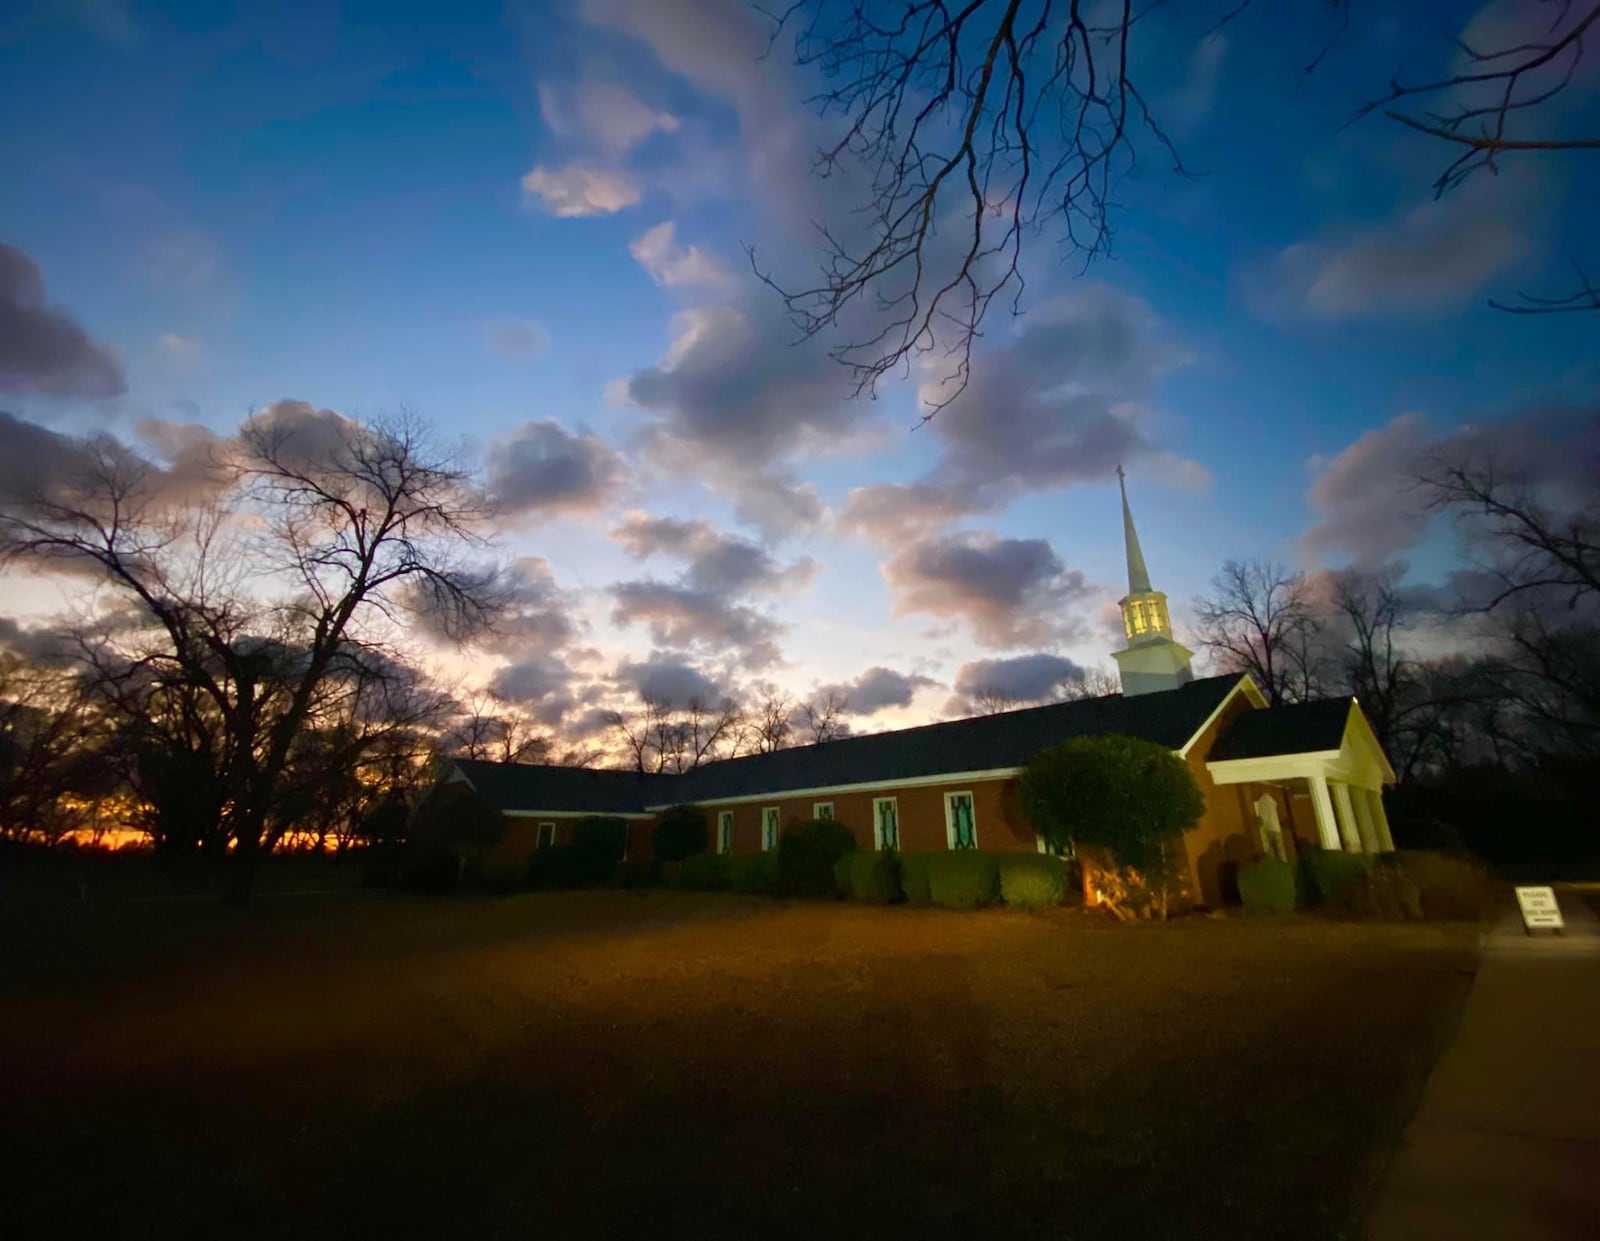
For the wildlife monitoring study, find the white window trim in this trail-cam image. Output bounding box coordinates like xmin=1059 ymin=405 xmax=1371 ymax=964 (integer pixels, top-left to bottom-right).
xmin=812 ymin=801 xmax=834 ymax=820
xmin=943 ymin=791 xmax=976 ymax=850
xmin=535 ymin=821 xmax=556 ymax=850
xmin=872 ymin=796 xmax=899 ymax=851
xmin=717 ymin=810 xmax=734 ymax=855
xmin=761 ymin=807 xmax=780 ymax=852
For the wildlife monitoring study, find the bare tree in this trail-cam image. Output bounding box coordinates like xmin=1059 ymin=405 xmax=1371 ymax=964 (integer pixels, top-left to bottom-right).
xmin=606 ymin=695 xmax=745 ymax=773
xmin=0 ymin=410 xmax=501 ymax=896
xmin=763 ymin=2 xmax=1597 ymax=409
xmin=759 ymin=0 xmax=1185 ymax=416
xmin=743 ymin=682 xmax=796 ymax=752
xmin=1056 ymin=665 xmax=1122 ymax=700
xmin=967 ymin=686 xmax=1027 ymax=715
xmin=1192 ymin=560 xmax=1321 ymax=706
xmin=448 ymin=694 xmax=553 ymax=765
xmin=798 ymin=687 xmax=849 ymax=743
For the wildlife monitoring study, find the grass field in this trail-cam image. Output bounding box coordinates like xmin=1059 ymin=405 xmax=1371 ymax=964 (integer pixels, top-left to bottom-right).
xmin=0 ymin=891 xmax=1479 ymax=1240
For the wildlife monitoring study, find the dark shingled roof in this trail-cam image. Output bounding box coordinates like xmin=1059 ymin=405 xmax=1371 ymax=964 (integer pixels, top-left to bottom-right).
xmin=451 ymin=674 xmax=1248 ymax=813
xmin=451 ymin=760 xmax=665 ymax=815
xmin=669 ymin=673 xmax=1242 ymax=805
xmin=1209 ymin=697 xmax=1353 ymax=761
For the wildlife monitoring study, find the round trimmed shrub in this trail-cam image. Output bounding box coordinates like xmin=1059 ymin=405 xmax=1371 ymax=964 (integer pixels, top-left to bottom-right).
xmin=778 ymin=817 xmax=857 ymax=897
xmin=653 ymin=804 xmax=709 ymax=863
xmin=898 ymin=852 xmax=935 ymax=906
xmin=729 ymin=851 xmax=781 ymax=895
xmin=996 ymin=854 xmax=1074 ymax=910
xmin=1389 ymin=850 xmax=1496 ymax=921
xmin=1299 ymin=849 xmax=1373 ymax=909
xmin=926 ymin=851 xmax=1000 ymax=910
xmin=1021 ymin=734 xmax=1204 ymax=872
xmin=1238 ymin=858 xmax=1299 ymax=913
xmin=836 ymin=850 xmax=902 ymax=903
xmin=680 ymin=851 xmax=731 ymax=891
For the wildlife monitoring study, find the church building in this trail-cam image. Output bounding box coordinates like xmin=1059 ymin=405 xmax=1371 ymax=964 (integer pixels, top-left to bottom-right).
xmin=439 ymin=477 xmax=1397 ymax=907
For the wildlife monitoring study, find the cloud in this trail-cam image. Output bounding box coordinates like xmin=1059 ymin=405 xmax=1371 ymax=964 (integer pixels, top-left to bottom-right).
xmin=487 ymin=652 xmax=579 ymax=725
xmin=483 ymin=319 xmax=548 ymax=364
xmin=410 ymin=555 xmax=581 ymax=657
xmin=838 ymin=481 xmax=984 ymax=545
xmin=629 ymin=221 xmax=731 ymax=287
xmin=1257 ymin=184 xmax=1529 ymax=319
xmin=614 ymin=652 xmax=727 ymax=705
xmin=884 ymin=530 xmax=1093 ymax=648
xmin=610 ymin=580 xmax=783 ymax=668
xmin=0 ymin=243 xmax=126 ymax=400
xmin=521 ymin=163 xmax=643 ymax=217
xmin=157 ymin=332 xmax=198 ymax=359
xmin=612 ymin=510 xmax=815 ymax=595
xmin=486 ymin=419 xmax=629 ymax=519
xmin=131 ymin=418 xmax=231 ymax=505
xmin=1300 ymin=413 xmax=1436 ymax=569
xmin=0 ymin=615 xmax=81 ymax=667
xmin=952 ymin=653 xmax=1085 ymax=705
xmin=538 ymin=81 xmax=679 ymax=155
xmin=822 ymin=666 xmax=939 ymax=715
xmin=1169 ymin=34 xmax=1228 ymax=134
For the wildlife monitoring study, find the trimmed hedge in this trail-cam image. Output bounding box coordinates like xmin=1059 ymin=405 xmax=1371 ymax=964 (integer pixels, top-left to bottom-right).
xmin=525 ymin=845 xmax=616 ymax=889
xmin=680 ymin=851 xmax=731 ymax=891
xmin=835 ymin=850 xmax=902 ymax=904
xmin=1238 ymin=858 xmax=1299 ymax=913
xmin=1299 ymin=849 xmax=1373 ymax=908
xmin=654 ymin=805 xmax=710 ymax=863
xmin=925 ymin=851 xmax=1000 ymax=910
xmin=1389 ymin=850 xmax=1496 ymax=921
xmin=779 ymin=817 xmax=857 ymax=897
xmin=996 ymin=854 xmax=1074 ymax=910
xmin=610 ymin=860 xmax=657 ymax=889
xmin=899 ymin=852 xmax=935 ymax=906
xmin=729 ymin=851 xmax=781 ymax=895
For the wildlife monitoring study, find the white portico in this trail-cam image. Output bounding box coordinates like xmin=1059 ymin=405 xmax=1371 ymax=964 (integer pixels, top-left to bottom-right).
xmin=1205 ymin=696 xmax=1397 ymax=855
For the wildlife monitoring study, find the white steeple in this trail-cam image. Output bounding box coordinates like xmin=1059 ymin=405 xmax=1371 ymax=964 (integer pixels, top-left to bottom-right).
xmin=1110 ymin=468 xmax=1194 ymax=696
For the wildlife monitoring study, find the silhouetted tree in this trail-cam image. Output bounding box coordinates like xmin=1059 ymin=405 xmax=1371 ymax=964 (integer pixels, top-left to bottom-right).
xmin=1193 ymin=560 xmax=1321 ymax=705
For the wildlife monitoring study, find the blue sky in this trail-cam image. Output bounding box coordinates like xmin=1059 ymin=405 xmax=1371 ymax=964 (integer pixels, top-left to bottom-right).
xmin=3 ymin=0 xmax=1597 ymax=734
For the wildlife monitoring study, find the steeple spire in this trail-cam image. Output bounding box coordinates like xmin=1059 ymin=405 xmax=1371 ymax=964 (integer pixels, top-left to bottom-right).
xmin=1116 ymin=465 xmax=1153 ymax=595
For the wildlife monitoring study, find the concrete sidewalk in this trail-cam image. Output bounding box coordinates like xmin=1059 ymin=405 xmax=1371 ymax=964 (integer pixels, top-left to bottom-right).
xmin=1366 ymin=885 xmax=1600 ymax=1240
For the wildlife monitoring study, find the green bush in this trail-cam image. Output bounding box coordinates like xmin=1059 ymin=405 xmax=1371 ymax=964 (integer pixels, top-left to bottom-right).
xmin=526 ymin=843 xmax=617 ymax=889
xmin=680 ymin=851 xmax=731 ymax=891
xmin=778 ymin=817 xmax=857 ymax=897
xmin=996 ymin=854 xmax=1074 ymax=910
xmin=925 ymin=851 xmax=1001 ymax=910
xmin=1021 ymin=734 xmax=1204 ymax=871
xmin=729 ymin=851 xmax=781 ymax=895
xmin=1389 ymin=850 xmax=1497 ymax=921
xmin=1350 ymin=859 xmax=1423 ymax=921
xmin=610 ymin=860 xmax=657 ymax=889
xmin=1299 ymin=849 xmax=1373 ymax=909
xmin=1238 ymin=858 xmax=1299 ymax=913
xmin=899 ymin=852 xmax=936 ymax=906
xmin=654 ymin=805 xmax=709 ymax=863
xmin=573 ymin=815 xmax=628 ymax=863
xmin=836 ymin=850 xmax=902 ymax=904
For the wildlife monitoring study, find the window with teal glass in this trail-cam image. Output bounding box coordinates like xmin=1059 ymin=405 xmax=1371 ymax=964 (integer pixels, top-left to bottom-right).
xmin=944 ymin=792 xmax=976 ymax=849
xmin=718 ymin=811 xmax=733 ymax=855
xmin=873 ymin=797 xmax=899 ymax=851
xmin=761 ymin=807 xmax=780 ymax=851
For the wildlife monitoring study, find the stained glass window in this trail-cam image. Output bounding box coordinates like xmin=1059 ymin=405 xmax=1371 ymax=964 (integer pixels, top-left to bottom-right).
xmin=946 ymin=793 xmax=976 ymax=849
xmin=762 ymin=807 xmax=780 ymax=851
xmin=718 ymin=811 xmax=733 ymax=855
xmin=873 ymin=797 xmax=899 ymax=851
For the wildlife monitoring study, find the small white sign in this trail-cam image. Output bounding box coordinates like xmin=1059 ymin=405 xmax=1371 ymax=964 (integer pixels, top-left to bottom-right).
xmin=1515 ymin=886 xmax=1565 ymax=933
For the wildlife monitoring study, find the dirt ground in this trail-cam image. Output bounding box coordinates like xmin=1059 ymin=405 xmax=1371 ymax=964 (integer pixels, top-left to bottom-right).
xmin=0 ymin=891 xmax=1479 ymax=1240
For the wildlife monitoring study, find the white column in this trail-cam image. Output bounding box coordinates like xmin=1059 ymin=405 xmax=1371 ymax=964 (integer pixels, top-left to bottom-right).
xmin=1309 ymin=774 xmax=1342 ymax=851
xmin=1331 ymin=782 xmax=1363 ymax=852
xmin=1368 ymin=788 xmax=1396 ymax=852
xmin=1351 ymin=786 xmax=1380 ymax=854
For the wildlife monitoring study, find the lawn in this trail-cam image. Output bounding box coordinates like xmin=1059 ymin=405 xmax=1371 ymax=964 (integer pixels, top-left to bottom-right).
xmin=0 ymin=891 xmax=1478 ymax=1240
